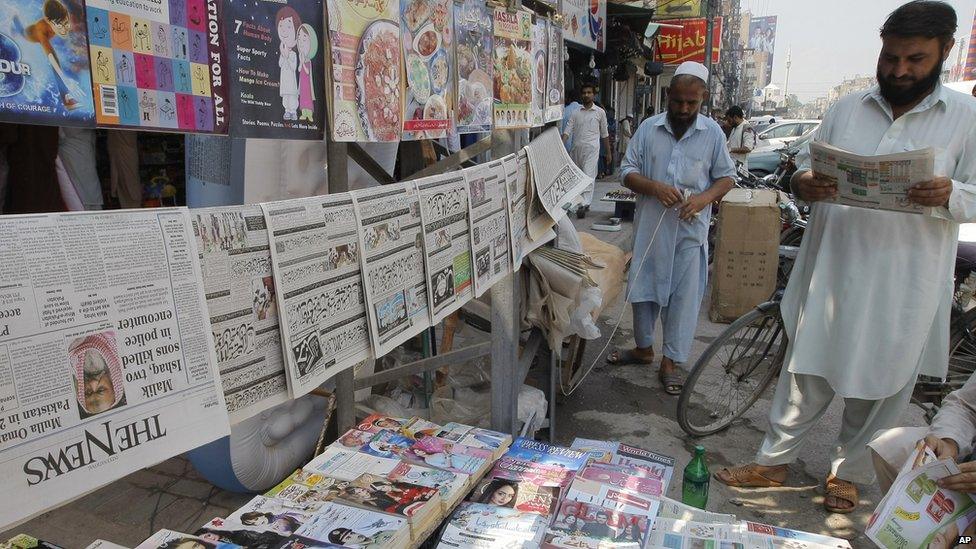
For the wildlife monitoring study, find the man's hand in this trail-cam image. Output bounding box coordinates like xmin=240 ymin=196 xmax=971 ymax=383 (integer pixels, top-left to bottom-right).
xmin=792 ymin=171 xmax=837 ymax=202
xmin=938 ymin=461 xmax=976 ymax=493
xmin=680 ymin=193 xmax=712 ymax=221
xmin=917 ymin=435 xmax=960 ymax=463
xmin=908 ymin=177 xmax=953 ymax=208
xmin=652 ymin=182 xmax=684 ymax=208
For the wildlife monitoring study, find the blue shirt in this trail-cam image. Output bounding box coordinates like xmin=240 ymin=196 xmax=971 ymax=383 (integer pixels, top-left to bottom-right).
xmin=561 ymin=101 xmax=582 ymax=148
xmin=620 ymin=112 xmax=735 ymax=304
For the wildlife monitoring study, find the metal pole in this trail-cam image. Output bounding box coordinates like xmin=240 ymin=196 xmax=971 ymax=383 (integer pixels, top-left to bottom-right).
xmin=703 ymin=0 xmax=715 ymax=113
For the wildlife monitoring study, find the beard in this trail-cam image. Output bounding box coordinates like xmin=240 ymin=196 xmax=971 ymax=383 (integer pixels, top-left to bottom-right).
xmin=877 ymin=59 xmax=944 ymax=107
xmin=667 ymin=110 xmax=697 ymax=135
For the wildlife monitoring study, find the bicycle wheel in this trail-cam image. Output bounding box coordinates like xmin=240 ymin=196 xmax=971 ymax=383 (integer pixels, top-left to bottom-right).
xmin=948 ymin=308 xmax=976 ymax=392
xmin=678 ymin=302 xmax=787 ymax=437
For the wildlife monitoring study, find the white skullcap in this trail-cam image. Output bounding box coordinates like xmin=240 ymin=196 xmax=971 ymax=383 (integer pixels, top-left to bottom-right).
xmin=674 ymin=61 xmax=709 ymax=85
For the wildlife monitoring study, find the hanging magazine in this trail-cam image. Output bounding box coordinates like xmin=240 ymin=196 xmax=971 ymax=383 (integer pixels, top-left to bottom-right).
xmin=453 ymin=0 xmax=493 ymax=134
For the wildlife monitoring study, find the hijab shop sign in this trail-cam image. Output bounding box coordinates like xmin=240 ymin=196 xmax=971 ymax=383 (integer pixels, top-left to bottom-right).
xmin=655 ymin=17 xmax=722 ymax=65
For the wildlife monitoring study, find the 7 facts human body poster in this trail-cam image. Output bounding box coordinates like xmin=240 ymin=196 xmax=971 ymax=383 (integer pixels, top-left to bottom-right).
xmin=85 ymin=0 xmax=229 ymax=133
xmin=262 ymin=196 xmax=371 ymax=398
xmin=224 ymin=0 xmax=325 ymax=139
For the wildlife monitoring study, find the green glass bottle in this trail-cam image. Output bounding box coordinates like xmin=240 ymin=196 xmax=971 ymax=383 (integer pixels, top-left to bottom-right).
xmin=682 ymin=445 xmax=710 ymax=509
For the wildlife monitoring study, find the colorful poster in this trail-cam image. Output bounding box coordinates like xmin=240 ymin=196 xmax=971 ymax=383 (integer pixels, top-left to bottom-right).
xmin=400 ymin=0 xmax=453 ymax=139
xmin=85 ymin=0 xmax=229 ymax=133
xmin=748 ymin=16 xmax=776 ymax=87
xmin=530 ymin=18 xmax=547 ymax=127
xmin=562 ymin=0 xmax=604 ymax=52
xmin=655 ymin=17 xmax=722 ymax=65
xmin=544 ymin=21 xmax=563 ymax=124
xmin=0 ymin=0 xmax=95 ymax=126
xmin=224 ymin=0 xmax=325 ymax=139
xmin=492 ymin=8 xmax=532 ymax=129
xmin=453 ymin=0 xmax=492 ymax=134
xmin=326 ymin=0 xmax=402 ymax=142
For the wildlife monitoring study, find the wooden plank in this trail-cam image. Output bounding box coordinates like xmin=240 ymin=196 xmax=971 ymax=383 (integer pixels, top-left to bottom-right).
xmin=403 ymin=137 xmax=492 ymax=181
xmin=348 ymin=143 xmax=396 ymax=185
xmin=353 ymin=342 xmax=491 ymax=390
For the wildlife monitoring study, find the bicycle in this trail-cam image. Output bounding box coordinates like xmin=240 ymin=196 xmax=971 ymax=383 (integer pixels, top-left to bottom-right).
xmin=676 ymin=243 xmax=976 ymax=438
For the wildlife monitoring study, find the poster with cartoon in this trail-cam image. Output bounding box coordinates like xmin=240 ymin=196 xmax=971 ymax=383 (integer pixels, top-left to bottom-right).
xmin=398 ymin=0 xmax=453 ymax=140
xmin=325 ymin=0 xmax=402 ymax=142
xmin=544 ymin=21 xmax=563 ymax=123
xmin=492 ymin=8 xmax=531 ymax=129
xmin=224 ymin=0 xmax=324 ymax=139
xmin=529 ymin=18 xmax=547 ymax=127
xmin=453 ymin=0 xmax=492 ymax=134
xmin=85 ymin=0 xmax=229 ymax=133
xmin=0 ymin=0 xmax=94 ymax=126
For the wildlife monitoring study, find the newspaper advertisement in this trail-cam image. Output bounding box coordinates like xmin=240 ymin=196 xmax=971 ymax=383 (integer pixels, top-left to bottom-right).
xmin=646 ymin=518 xmax=740 ymax=548
xmin=0 ymin=209 xmax=230 ymax=529
xmin=738 ymin=521 xmax=852 ymax=548
xmin=525 ymin=127 xmax=592 ymax=226
xmin=465 ymin=159 xmax=513 ymax=297
xmin=352 ymin=183 xmax=432 ymax=357
xmin=867 ymin=448 xmax=976 ymax=549
xmin=504 ymin=151 xmax=555 ymax=269
xmin=809 ymin=142 xmax=935 ymax=214
xmin=191 ymin=206 xmax=290 ymax=424
xmin=415 ymin=173 xmax=475 ymax=323
xmin=262 ymin=196 xmax=371 ymax=398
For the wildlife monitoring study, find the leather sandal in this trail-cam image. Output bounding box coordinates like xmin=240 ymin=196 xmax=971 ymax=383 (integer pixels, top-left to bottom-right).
xmin=824 ymin=475 xmax=858 ymax=514
xmin=714 ymin=464 xmax=786 ymax=488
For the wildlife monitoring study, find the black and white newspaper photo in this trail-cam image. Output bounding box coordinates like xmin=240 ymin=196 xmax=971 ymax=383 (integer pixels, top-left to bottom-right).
xmin=414 ymin=173 xmax=476 ymax=324
xmin=504 ymin=151 xmax=555 ymax=271
xmin=262 ymin=196 xmax=371 ymax=399
xmin=0 ymin=209 xmax=230 ymax=530
xmin=191 ymin=206 xmax=290 ymax=424
xmin=352 ymin=183 xmax=433 ymax=357
xmin=525 ymin=127 xmax=593 ymax=222
xmin=465 ymin=158 xmax=513 ymax=297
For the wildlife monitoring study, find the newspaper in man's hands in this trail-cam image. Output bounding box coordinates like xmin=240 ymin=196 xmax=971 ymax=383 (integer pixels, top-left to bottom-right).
xmin=866 ymin=446 xmax=976 ymax=548
xmin=809 ymin=142 xmax=936 ymax=214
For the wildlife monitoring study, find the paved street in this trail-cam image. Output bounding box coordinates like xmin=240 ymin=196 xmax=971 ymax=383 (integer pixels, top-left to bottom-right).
xmin=1 ymin=178 xmax=926 ymax=547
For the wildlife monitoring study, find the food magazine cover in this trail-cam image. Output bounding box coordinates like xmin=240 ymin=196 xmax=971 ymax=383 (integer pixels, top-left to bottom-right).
xmin=224 ymin=0 xmax=324 ymax=139
xmin=492 ymin=8 xmax=531 ymax=129
xmin=85 ymin=0 xmax=229 ymax=132
xmin=0 ymin=0 xmax=94 ymax=126
xmin=400 ymin=0 xmax=453 ymax=139
xmin=325 ymin=0 xmax=401 ymax=141
xmin=452 ymin=0 xmax=492 ymax=134
xmin=529 ymin=18 xmax=546 ymax=127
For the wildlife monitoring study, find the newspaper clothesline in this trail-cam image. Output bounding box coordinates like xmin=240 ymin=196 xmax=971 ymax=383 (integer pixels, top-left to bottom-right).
xmin=0 ymin=130 xmax=587 ymax=531
xmin=0 ymin=0 xmax=565 ymax=140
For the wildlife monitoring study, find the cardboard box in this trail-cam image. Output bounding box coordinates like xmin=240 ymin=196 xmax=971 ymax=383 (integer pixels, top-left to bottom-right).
xmin=709 ymin=189 xmax=781 ymax=323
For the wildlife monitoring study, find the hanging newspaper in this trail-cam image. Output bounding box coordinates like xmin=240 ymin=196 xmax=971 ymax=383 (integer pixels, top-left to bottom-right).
xmin=262 ymin=196 xmax=371 ymax=398
xmin=530 ymin=18 xmax=548 ymax=128
xmin=191 ymin=206 xmax=289 ymax=424
xmin=503 ymin=151 xmax=554 ymax=271
xmin=0 ymin=209 xmax=229 ymax=530
xmin=809 ymin=142 xmax=935 ymax=215
xmin=526 ymin=128 xmax=593 ymax=224
xmin=352 ymin=183 xmax=432 ymax=357
xmin=544 ymin=22 xmax=565 ymax=123
xmin=415 ymin=173 xmax=475 ymax=323
xmin=867 ymin=447 xmax=975 ymax=549
xmin=465 ymin=159 xmax=512 ymax=297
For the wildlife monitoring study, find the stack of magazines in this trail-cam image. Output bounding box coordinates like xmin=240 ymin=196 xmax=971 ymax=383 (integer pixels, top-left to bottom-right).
xmin=129 ymin=414 xmax=511 ymax=549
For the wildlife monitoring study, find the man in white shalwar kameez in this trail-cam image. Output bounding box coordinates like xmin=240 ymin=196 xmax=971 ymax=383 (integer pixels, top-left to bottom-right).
xmin=563 ymin=83 xmax=611 ymax=218
xmin=607 ymin=62 xmax=735 ymax=394
xmin=716 ymin=0 xmax=976 ymax=514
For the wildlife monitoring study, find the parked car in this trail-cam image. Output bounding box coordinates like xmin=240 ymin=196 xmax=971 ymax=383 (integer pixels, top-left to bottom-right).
xmin=754 ymin=120 xmax=820 ymax=151
xmin=747 ymin=132 xmax=814 ymax=176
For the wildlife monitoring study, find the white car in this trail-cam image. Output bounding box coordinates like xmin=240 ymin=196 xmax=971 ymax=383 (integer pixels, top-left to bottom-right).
xmin=753 ymin=120 xmax=820 ymax=152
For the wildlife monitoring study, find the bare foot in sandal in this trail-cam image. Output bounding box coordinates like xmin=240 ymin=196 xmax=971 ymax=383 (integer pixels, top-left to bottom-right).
xmin=659 ymin=357 xmax=685 ymax=395
xmin=714 ymin=463 xmax=788 ymax=487
xmin=607 ymin=346 xmax=654 ymax=366
xmin=824 ymin=475 xmax=858 ymax=513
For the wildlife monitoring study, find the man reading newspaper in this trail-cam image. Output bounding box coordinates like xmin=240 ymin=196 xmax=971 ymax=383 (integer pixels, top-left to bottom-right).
xmin=716 ymin=1 xmax=976 ymax=514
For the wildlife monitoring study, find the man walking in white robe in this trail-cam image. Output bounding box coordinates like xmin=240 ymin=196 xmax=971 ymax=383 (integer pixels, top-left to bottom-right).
xmin=716 ymin=0 xmax=976 ymax=514
xmin=563 ymin=83 xmax=611 ymax=218
xmin=607 ymin=62 xmax=735 ymax=395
